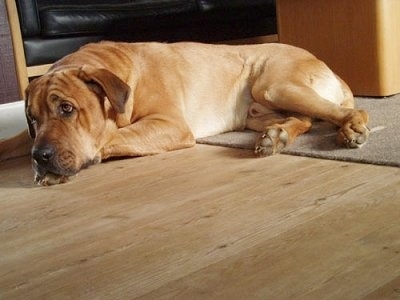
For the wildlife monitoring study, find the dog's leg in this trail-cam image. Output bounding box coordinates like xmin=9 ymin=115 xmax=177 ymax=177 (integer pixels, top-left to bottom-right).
xmin=246 ymin=102 xmax=312 ymax=155
xmin=251 ymin=84 xmax=369 ymax=152
xmin=100 ymin=117 xmax=196 ymax=160
xmin=0 ymin=130 xmax=32 ymax=161
xmin=247 ymin=113 xmax=312 ymax=156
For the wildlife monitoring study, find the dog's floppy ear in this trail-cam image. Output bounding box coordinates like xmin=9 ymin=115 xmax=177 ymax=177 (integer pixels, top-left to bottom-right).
xmin=78 ymin=66 xmax=131 ymax=114
xmin=25 ymin=83 xmax=36 ymax=139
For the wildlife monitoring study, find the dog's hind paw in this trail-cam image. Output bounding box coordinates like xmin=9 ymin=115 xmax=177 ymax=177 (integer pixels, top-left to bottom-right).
xmin=337 ymin=126 xmax=369 ymax=148
xmin=254 ymin=127 xmax=288 ymax=157
xmin=336 ymin=109 xmax=370 ymax=148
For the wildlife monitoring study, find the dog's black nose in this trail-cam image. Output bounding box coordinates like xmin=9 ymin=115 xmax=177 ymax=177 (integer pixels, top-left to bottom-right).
xmin=32 ymin=145 xmax=55 ymax=164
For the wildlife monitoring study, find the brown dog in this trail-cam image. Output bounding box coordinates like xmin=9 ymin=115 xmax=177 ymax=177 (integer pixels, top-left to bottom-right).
xmin=0 ymin=41 xmax=369 ymax=185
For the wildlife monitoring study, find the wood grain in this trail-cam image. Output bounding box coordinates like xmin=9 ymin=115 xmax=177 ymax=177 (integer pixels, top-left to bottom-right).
xmin=277 ymin=0 xmax=400 ymax=96
xmin=1 ymin=145 xmax=399 ymax=299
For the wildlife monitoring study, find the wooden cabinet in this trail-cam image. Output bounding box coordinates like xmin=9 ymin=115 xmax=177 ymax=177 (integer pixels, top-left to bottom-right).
xmin=277 ymin=0 xmax=400 ymax=96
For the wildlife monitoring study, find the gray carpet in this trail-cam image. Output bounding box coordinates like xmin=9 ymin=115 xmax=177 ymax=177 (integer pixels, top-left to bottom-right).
xmin=197 ymin=94 xmax=400 ymax=167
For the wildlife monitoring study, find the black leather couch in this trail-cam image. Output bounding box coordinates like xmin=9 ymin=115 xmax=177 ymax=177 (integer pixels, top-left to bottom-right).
xmin=16 ymin=0 xmax=277 ymax=67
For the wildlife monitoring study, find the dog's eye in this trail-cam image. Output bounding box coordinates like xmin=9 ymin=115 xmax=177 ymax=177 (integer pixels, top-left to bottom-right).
xmin=60 ymin=102 xmax=74 ymax=115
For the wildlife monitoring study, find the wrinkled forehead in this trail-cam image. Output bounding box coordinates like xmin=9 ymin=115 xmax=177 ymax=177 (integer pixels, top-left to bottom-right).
xmin=28 ymin=69 xmax=82 ymax=97
xmin=26 ymin=69 xmax=82 ymax=110
xmin=25 ymin=75 xmax=49 ymax=114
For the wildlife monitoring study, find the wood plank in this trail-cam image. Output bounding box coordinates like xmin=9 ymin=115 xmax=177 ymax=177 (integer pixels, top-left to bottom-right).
xmin=27 ymin=64 xmax=52 ymax=78
xmin=0 ymin=145 xmax=399 ymax=299
xmin=221 ymin=34 xmax=278 ymax=45
xmin=5 ymin=0 xmax=29 ymax=100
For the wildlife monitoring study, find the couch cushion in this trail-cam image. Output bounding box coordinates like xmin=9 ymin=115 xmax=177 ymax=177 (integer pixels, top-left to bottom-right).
xmin=37 ymin=0 xmax=197 ymax=37
xmin=24 ymin=36 xmax=103 ymax=66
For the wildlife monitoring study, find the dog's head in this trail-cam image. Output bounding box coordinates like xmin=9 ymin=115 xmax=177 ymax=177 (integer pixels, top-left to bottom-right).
xmin=25 ymin=65 xmax=130 ymax=185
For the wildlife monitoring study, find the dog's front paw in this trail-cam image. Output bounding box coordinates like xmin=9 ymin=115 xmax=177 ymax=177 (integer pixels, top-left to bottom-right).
xmin=255 ymin=127 xmax=288 ymax=157
xmin=337 ymin=110 xmax=370 ymax=148
xmin=0 ymin=139 xmax=18 ymax=161
xmin=0 ymin=141 xmax=7 ymax=162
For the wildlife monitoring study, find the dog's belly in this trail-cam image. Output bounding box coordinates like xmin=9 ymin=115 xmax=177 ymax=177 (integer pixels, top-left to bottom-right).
xmin=184 ymin=90 xmax=253 ymax=139
xmin=168 ymin=48 xmax=254 ymax=138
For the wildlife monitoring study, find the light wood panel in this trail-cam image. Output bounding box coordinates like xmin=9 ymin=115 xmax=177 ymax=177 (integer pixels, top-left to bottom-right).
xmin=5 ymin=0 xmax=29 ymax=99
xmin=221 ymin=34 xmax=278 ymax=45
xmin=27 ymin=64 xmax=52 ymax=78
xmin=0 ymin=145 xmax=399 ymax=299
xmin=277 ymin=0 xmax=400 ymax=97
xmin=5 ymin=0 xmax=52 ymax=99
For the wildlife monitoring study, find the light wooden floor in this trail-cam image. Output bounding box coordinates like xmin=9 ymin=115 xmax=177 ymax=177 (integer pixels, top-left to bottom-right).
xmin=0 ymin=144 xmax=399 ymax=299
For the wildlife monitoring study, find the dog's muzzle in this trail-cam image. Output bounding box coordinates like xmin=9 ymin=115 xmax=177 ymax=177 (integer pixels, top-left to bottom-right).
xmin=31 ymin=144 xmax=75 ymax=185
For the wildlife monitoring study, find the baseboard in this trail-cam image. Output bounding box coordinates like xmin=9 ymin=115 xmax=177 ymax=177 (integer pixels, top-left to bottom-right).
xmin=0 ymin=101 xmax=26 ymax=140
